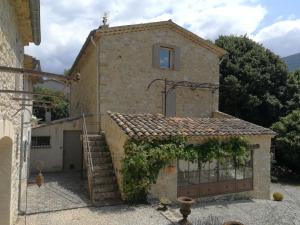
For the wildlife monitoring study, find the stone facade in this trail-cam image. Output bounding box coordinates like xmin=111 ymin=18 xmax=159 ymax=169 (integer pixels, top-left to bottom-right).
xmin=0 ymin=1 xmax=40 ymax=224
xmin=70 ymin=23 xmax=221 ymax=128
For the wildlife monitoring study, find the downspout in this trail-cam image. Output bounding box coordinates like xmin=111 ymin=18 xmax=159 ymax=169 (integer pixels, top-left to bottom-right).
xmin=18 ymin=77 xmax=25 ymax=213
xmin=90 ymin=35 xmax=100 ymax=132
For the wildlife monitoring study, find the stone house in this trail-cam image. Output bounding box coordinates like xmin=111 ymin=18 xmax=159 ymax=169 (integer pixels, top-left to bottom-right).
xmin=0 ymin=1 xmax=40 ymax=224
xmin=31 ymin=20 xmax=275 ymax=203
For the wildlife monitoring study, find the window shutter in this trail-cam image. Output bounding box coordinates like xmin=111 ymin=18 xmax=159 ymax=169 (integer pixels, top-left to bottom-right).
xmin=152 ymin=44 xmax=160 ymax=68
xmin=173 ymin=47 xmax=181 ymax=70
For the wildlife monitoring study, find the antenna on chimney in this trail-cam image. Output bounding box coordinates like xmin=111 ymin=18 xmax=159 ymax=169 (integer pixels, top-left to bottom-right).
xmin=99 ymin=12 xmax=109 ymax=29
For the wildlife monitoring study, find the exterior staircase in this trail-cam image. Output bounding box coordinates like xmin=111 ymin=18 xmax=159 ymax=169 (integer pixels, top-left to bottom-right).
xmin=82 ymin=133 xmax=121 ymax=205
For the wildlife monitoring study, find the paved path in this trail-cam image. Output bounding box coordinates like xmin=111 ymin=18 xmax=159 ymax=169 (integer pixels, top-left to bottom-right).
xmin=20 ymin=172 xmax=92 ymax=214
xmin=16 ymin=205 xmax=171 ymax=225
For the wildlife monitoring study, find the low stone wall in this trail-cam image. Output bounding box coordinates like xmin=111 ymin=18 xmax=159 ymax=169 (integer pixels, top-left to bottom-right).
xmin=103 ymin=114 xmax=129 ymax=200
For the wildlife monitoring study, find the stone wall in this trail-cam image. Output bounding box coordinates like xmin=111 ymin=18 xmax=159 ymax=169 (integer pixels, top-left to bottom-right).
xmin=70 ymin=27 xmax=220 ymax=128
xmin=103 ymin=114 xmax=129 ymax=200
xmin=0 ymin=1 xmax=28 ymax=224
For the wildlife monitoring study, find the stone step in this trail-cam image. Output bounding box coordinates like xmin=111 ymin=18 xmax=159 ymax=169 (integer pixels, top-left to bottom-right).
xmin=83 ymin=141 xmax=107 ymax=148
xmin=93 ymin=184 xmax=118 ymax=193
xmin=93 ymin=163 xmax=113 ymax=170
xmin=93 ymin=169 xmax=114 ymax=177
xmin=91 ymin=156 xmax=112 ymax=164
xmin=94 ymin=176 xmax=117 ymax=185
xmin=87 ymin=146 xmax=109 ymax=152
xmin=85 ymin=148 xmax=110 ymax=154
xmin=86 ymin=134 xmax=104 ymax=140
xmin=93 ymin=191 xmax=120 ymax=201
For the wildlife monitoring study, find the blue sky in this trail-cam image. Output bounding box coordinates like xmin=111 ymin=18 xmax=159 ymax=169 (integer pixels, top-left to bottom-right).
xmin=26 ymin=0 xmax=300 ymax=73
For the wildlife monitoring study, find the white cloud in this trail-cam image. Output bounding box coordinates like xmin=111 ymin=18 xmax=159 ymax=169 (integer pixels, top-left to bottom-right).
xmin=254 ymin=19 xmax=300 ymax=57
xmin=26 ymin=0 xmax=267 ymax=73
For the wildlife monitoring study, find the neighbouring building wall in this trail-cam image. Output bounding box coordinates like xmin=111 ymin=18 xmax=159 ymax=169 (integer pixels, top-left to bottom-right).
xmin=0 ymin=1 xmax=25 ymax=224
xmin=70 ymin=28 xmax=220 ymax=129
xmin=30 ymin=119 xmax=82 ymax=172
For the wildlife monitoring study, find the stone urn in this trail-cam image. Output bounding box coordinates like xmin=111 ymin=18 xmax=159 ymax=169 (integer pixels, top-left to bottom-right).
xmin=223 ymin=221 xmax=244 ymax=225
xmin=177 ymin=196 xmax=195 ymax=225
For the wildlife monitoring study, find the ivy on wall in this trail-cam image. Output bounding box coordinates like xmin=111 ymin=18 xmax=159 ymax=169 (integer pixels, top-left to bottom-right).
xmin=122 ymin=136 xmax=250 ymax=203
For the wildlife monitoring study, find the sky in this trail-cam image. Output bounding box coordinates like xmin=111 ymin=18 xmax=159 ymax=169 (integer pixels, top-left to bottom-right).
xmin=25 ymin=0 xmax=300 ymax=74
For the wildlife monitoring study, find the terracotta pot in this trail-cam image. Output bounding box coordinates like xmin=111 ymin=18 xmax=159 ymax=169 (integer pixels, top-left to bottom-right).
xmin=177 ymin=196 xmax=195 ymax=225
xmin=36 ymin=172 xmax=44 ymax=187
xmin=223 ymin=221 xmax=244 ymax=225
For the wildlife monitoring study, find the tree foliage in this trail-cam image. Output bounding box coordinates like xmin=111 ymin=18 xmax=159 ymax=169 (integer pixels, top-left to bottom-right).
xmin=271 ymin=111 xmax=300 ymax=172
xmin=33 ymin=86 xmax=69 ymax=122
xmin=215 ymin=35 xmax=300 ymax=127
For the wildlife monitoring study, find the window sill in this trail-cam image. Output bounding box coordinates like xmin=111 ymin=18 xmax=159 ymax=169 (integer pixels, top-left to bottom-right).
xmin=31 ymin=146 xmax=51 ymax=149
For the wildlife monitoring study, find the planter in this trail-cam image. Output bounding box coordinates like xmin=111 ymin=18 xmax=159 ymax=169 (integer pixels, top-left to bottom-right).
xmin=35 ymin=171 xmax=44 ymax=187
xmin=177 ymin=196 xmax=195 ymax=225
xmin=223 ymin=221 xmax=244 ymax=225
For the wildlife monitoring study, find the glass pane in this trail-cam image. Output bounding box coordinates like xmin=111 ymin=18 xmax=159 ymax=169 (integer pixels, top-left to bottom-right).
xmin=159 ymin=48 xmax=171 ymax=68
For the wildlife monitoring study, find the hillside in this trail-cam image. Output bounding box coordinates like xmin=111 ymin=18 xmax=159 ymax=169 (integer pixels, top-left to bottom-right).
xmin=282 ymin=53 xmax=300 ymax=72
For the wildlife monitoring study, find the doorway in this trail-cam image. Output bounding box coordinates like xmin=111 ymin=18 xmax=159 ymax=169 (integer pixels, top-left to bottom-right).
xmin=0 ymin=137 xmax=13 ymax=225
xmin=63 ymin=131 xmax=83 ymax=171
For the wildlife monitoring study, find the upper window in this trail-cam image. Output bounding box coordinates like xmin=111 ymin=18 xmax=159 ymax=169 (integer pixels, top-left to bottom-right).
xmin=31 ymin=136 xmax=51 ymax=149
xmin=153 ymin=43 xmax=180 ymax=70
xmin=159 ymin=47 xmax=173 ymax=69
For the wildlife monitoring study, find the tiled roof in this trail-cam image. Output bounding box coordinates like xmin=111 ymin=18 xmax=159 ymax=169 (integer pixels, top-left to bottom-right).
xmin=108 ymin=112 xmax=276 ymax=138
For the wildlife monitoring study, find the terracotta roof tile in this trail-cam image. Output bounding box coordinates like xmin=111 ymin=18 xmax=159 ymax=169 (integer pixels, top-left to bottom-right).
xmin=107 ymin=112 xmax=276 ymax=138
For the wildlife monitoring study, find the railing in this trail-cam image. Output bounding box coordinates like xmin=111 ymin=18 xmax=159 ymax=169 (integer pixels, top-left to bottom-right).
xmin=82 ymin=112 xmax=94 ymax=201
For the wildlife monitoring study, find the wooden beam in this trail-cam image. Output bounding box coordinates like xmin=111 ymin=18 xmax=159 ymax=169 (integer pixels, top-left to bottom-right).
xmin=0 ymin=65 xmax=76 ymax=82
xmin=0 ymin=89 xmax=64 ymax=99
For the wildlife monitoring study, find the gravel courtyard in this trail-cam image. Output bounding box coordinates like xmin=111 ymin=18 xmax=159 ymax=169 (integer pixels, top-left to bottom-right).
xmin=16 ymin=182 xmax=300 ymax=225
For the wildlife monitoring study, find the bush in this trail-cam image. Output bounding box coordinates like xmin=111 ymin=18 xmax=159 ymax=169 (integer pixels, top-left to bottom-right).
xmin=273 ymin=192 xmax=284 ymax=201
xmin=271 ymin=111 xmax=300 ymax=173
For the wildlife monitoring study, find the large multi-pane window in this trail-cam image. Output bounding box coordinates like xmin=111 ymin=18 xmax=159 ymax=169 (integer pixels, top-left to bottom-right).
xmin=177 ymin=151 xmax=253 ymax=197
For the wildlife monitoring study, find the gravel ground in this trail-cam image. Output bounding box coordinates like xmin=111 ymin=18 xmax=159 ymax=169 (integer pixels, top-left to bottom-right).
xmin=16 ymin=183 xmax=300 ymax=225
xmin=16 ymin=205 xmax=171 ymax=225
xmin=20 ymin=172 xmax=91 ymax=214
xmin=164 ymin=182 xmax=300 ymax=225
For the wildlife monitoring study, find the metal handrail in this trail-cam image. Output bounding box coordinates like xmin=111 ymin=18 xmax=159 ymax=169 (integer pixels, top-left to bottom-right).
xmin=82 ymin=112 xmax=94 ymax=172
xmin=82 ymin=112 xmax=94 ymax=201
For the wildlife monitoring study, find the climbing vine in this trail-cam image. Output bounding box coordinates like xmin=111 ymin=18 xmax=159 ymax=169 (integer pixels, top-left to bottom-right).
xmin=122 ymin=136 xmax=250 ymax=203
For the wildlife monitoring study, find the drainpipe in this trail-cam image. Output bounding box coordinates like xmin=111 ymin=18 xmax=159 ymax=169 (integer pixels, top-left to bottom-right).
xmin=90 ymin=35 xmax=100 ymax=133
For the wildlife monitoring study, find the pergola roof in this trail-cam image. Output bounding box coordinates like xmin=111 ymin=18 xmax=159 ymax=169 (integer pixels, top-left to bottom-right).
xmin=107 ymin=112 xmax=276 ymax=138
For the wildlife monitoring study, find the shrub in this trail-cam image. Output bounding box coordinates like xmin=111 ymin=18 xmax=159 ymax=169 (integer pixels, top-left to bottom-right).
xmin=273 ymin=192 xmax=284 ymax=201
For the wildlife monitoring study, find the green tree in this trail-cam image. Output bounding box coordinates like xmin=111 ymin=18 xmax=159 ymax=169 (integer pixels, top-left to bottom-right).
xmin=33 ymin=86 xmax=69 ymax=122
xmin=215 ymin=35 xmax=300 ymax=127
xmin=271 ymin=111 xmax=300 ymax=172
